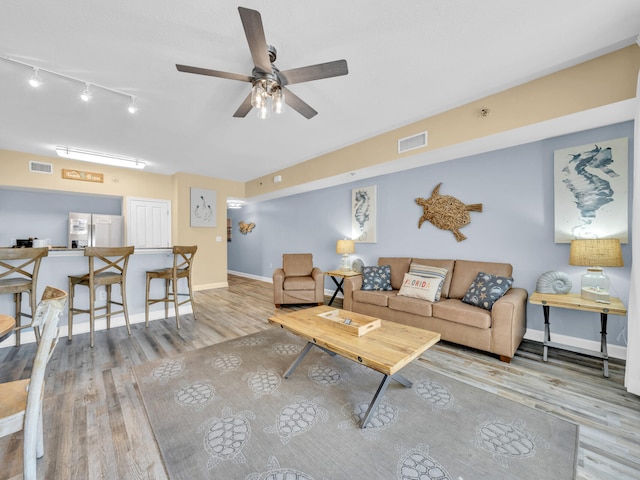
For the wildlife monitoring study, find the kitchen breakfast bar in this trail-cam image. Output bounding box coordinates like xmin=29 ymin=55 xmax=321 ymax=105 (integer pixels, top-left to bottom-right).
xmin=0 ymin=247 xmax=185 ymax=348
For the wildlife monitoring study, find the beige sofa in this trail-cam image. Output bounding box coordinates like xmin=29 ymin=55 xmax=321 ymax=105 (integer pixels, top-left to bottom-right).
xmin=343 ymin=257 xmax=527 ymax=362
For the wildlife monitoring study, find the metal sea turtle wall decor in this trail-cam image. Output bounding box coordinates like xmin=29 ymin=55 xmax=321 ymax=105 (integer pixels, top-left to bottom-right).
xmin=415 ymin=183 xmax=483 ymax=242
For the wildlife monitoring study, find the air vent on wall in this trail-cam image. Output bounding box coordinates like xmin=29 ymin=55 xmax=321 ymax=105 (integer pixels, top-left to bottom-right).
xmin=398 ymin=131 xmax=428 ymax=154
xmin=29 ymin=161 xmax=53 ymax=174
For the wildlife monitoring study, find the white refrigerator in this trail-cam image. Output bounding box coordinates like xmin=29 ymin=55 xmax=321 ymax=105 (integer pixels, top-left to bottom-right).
xmin=68 ymin=212 xmax=124 ymax=248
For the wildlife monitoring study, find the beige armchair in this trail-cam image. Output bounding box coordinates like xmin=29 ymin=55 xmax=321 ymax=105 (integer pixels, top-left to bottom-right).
xmin=273 ymin=253 xmax=324 ymax=308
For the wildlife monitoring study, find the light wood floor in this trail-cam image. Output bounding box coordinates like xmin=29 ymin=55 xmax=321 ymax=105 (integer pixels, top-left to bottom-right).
xmin=1 ymin=275 xmax=638 ymax=479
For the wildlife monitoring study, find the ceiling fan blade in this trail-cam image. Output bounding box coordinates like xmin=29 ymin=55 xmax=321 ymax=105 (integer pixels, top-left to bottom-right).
xmin=283 ymin=87 xmax=317 ymax=119
xmin=278 ymin=59 xmax=348 ymax=86
xmin=176 ymin=64 xmax=252 ymax=83
xmin=233 ymin=93 xmax=253 ymax=118
xmin=238 ymin=7 xmax=272 ymax=74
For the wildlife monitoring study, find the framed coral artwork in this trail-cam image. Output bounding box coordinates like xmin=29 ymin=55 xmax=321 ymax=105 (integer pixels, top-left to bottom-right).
xmin=553 ymin=137 xmax=628 ymax=243
xmin=352 ymin=185 xmax=377 ymax=243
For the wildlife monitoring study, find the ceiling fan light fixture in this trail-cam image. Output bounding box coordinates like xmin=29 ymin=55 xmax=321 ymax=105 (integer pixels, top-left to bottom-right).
xmin=80 ymin=83 xmax=92 ymax=102
xmin=28 ymin=67 xmax=43 ymax=88
xmin=272 ymin=88 xmax=285 ymax=114
xmin=251 ymin=82 xmax=266 ymax=109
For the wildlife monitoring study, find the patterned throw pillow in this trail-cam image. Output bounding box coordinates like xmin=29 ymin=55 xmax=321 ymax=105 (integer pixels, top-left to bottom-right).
xmin=462 ymin=271 xmax=513 ymax=311
xmin=361 ymin=265 xmax=393 ymax=291
xmin=409 ymin=263 xmax=448 ymax=301
xmin=397 ymin=273 xmax=443 ymax=302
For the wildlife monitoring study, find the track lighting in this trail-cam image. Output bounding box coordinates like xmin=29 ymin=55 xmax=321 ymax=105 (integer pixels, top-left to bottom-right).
xmin=0 ymin=56 xmax=139 ymax=114
xmin=55 ymin=146 xmax=146 ymax=169
xmin=80 ymin=83 xmax=92 ymax=102
xmin=127 ymin=96 xmax=138 ymax=114
xmin=28 ymin=67 xmax=42 ymax=88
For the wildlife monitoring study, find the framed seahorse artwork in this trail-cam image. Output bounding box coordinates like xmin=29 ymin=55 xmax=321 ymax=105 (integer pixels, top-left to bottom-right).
xmin=190 ymin=187 xmax=217 ymax=227
xmin=351 ymin=185 xmax=377 ymax=243
xmin=553 ymin=137 xmax=628 ymax=243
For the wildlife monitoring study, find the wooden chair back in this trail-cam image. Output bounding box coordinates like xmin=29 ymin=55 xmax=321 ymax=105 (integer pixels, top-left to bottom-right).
xmin=0 ymin=285 xmax=67 ymax=479
xmin=83 ymin=246 xmax=135 ymax=285
xmin=0 ymin=247 xmax=49 ymax=290
xmin=172 ymin=245 xmax=197 ymax=276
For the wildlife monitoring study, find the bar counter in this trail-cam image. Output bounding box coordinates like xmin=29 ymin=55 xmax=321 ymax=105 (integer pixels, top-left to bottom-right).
xmin=0 ymin=247 xmax=182 ymax=347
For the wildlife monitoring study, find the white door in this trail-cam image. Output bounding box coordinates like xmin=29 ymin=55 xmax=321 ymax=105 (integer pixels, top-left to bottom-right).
xmin=127 ymin=197 xmax=171 ymax=247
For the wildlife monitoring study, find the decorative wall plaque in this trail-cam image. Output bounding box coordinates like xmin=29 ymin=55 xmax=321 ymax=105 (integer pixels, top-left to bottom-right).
xmin=62 ymin=169 xmax=104 ymax=183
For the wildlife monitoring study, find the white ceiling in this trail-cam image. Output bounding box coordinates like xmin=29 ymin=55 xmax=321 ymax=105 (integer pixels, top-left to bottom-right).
xmin=1 ymin=1 xmax=639 ymax=182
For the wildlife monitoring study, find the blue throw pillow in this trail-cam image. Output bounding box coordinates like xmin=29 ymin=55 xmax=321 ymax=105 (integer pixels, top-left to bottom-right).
xmin=461 ymin=271 xmax=513 ymax=311
xmin=361 ymin=265 xmax=393 ymax=291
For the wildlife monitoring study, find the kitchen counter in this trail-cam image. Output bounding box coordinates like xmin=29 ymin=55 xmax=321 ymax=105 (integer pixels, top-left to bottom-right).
xmin=0 ymin=247 xmax=182 ymax=348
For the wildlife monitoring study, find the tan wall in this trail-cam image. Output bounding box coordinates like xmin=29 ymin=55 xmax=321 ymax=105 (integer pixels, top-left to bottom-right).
xmin=245 ymin=45 xmax=640 ymax=198
xmin=0 ymin=149 xmax=244 ymax=289
xmin=172 ymin=172 xmax=244 ymax=288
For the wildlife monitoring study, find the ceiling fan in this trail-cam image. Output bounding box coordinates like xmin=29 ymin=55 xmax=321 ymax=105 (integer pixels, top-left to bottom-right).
xmin=176 ymin=6 xmax=348 ymax=119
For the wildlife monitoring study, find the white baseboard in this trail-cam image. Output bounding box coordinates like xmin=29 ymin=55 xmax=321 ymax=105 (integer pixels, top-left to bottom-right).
xmin=228 ymin=270 xmax=272 ymax=283
xmin=524 ymin=328 xmax=626 ymax=360
xmin=0 ymin=305 xmax=192 ymax=348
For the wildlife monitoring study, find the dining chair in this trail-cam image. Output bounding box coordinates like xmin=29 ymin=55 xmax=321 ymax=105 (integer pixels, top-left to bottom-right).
xmin=145 ymin=245 xmax=197 ymax=329
xmin=0 ymin=247 xmax=49 ymax=346
xmin=68 ymin=246 xmax=135 ymax=347
xmin=0 ymin=285 xmax=67 ymax=480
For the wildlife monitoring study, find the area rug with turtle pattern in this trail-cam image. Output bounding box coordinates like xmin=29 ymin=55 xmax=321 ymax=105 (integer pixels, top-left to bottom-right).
xmin=133 ymin=326 xmax=578 ymax=480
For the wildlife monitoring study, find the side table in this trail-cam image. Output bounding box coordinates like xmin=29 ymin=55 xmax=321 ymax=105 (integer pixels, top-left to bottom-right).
xmin=324 ymin=270 xmax=362 ymax=306
xmin=529 ymin=292 xmax=627 ymax=377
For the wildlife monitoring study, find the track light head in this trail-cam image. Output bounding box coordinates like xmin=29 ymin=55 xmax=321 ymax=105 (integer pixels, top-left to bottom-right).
xmin=127 ymin=96 xmax=138 ymax=114
xmin=28 ymin=67 xmax=43 ymax=88
xmin=80 ymin=83 xmax=92 ymax=102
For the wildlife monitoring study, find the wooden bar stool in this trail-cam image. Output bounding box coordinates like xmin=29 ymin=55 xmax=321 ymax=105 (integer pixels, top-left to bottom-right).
xmin=145 ymin=245 xmax=197 ymax=329
xmin=0 ymin=247 xmax=49 ymax=346
xmin=68 ymin=246 xmax=134 ymax=347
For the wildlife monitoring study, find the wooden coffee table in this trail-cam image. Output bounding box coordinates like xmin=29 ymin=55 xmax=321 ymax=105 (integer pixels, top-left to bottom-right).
xmin=268 ymin=305 xmax=440 ymax=428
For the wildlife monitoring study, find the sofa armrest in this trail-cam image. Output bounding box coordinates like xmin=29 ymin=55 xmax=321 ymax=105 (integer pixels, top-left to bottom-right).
xmin=312 ymin=267 xmax=324 ymax=301
xmin=343 ymin=275 xmax=363 ymax=311
xmin=490 ymin=287 xmax=528 ymax=359
xmin=273 ymin=268 xmax=285 ymax=305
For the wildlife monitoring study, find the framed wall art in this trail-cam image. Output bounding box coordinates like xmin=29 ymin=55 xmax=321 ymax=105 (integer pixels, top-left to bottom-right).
xmin=190 ymin=187 xmax=217 ymax=227
xmin=554 ymin=137 xmax=628 ymax=243
xmin=351 ymin=185 xmax=377 ymax=243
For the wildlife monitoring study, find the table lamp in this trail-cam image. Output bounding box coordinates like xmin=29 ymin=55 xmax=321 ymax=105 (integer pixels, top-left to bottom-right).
xmin=569 ymin=238 xmax=623 ymax=303
xmin=336 ymin=239 xmax=355 ymax=271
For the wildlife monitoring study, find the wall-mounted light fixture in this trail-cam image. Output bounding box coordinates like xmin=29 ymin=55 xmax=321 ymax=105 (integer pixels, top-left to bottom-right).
xmin=55 ymin=146 xmax=146 ymax=169
xmin=0 ymin=55 xmax=140 ymax=114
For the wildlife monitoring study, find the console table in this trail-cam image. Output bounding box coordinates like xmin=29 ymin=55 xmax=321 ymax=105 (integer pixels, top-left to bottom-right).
xmin=529 ymin=292 xmax=627 ymax=377
xmin=324 ymin=270 xmax=361 ymax=306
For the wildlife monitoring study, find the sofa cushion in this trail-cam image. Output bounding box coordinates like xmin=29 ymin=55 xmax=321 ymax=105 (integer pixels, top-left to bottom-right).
xmin=378 ymin=257 xmax=411 ymax=290
xmin=353 ymin=289 xmax=396 ymax=307
xmin=361 ymin=265 xmax=393 ymax=291
xmin=410 ymin=258 xmax=455 ymax=298
xmin=283 ymin=276 xmax=317 ymax=291
xmin=432 ymin=298 xmax=492 ymax=329
xmin=408 ymin=263 xmax=448 ymax=301
xmin=448 ymin=260 xmax=513 ymax=299
xmin=388 ymin=294 xmax=434 ymax=317
xmin=397 ymin=273 xmax=442 ymax=302
xmin=462 ymin=272 xmax=513 ymax=311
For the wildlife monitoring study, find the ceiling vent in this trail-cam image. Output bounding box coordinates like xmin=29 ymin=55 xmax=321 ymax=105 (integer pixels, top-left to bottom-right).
xmin=398 ymin=131 xmax=428 ymax=154
xmin=29 ymin=161 xmax=53 ymax=174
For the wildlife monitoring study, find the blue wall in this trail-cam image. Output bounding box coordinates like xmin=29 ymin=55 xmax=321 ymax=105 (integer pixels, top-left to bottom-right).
xmin=0 ymin=189 xmax=122 ymax=247
xmin=228 ymin=121 xmax=634 ymax=348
